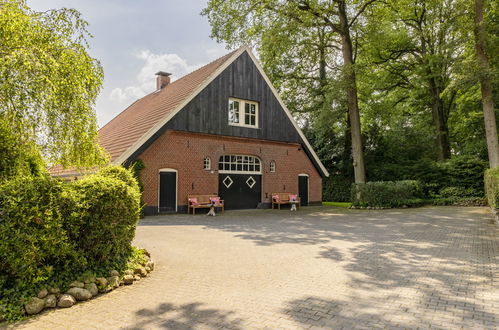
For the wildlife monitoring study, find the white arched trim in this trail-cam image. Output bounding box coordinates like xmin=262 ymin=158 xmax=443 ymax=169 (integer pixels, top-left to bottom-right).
xmin=158 ymin=168 xmax=178 ymax=212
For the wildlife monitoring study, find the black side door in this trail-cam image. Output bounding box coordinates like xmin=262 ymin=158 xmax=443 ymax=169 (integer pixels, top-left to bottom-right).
xmin=219 ymin=174 xmax=261 ymax=209
xmin=298 ymin=175 xmax=309 ymax=206
xmin=159 ymin=171 xmax=176 ymax=212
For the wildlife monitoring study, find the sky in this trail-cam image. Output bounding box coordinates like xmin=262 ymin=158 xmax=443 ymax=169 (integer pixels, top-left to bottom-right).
xmin=28 ymin=0 xmax=229 ymax=127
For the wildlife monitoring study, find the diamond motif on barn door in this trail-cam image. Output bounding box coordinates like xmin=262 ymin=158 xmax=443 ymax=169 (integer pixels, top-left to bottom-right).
xmin=246 ymin=176 xmax=256 ymax=188
xmin=223 ymin=176 xmax=233 ymax=188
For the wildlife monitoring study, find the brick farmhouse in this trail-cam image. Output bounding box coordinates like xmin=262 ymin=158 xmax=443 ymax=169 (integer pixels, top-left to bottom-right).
xmin=96 ymin=46 xmax=328 ymax=213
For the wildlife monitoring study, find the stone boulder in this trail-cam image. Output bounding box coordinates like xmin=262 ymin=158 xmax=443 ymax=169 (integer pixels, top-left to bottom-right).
xmin=109 ymin=270 xmax=119 ymax=277
xmin=37 ymin=289 xmax=48 ymax=299
xmin=44 ymin=294 xmax=57 ymax=308
xmin=107 ymin=276 xmax=120 ymax=288
xmin=49 ymin=287 xmax=60 ymax=295
xmin=134 ymin=267 xmax=147 ymax=277
xmin=124 ymin=269 xmax=134 ymax=276
xmin=69 ymin=281 xmax=85 ymax=288
xmin=95 ymin=277 xmax=108 ymax=292
xmin=25 ymin=297 xmax=45 ymax=315
xmin=84 ymin=283 xmax=98 ymax=297
xmin=123 ymin=275 xmax=134 ymax=285
xmin=57 ymin=294 xmax=75 ymax=308
xmin=82 ymin=274 xmax=96 ymax=284
xmin=134 ymin=275 xmax=141 ymax=281
xmin=66 ymin=287 xmax=92 ymax=301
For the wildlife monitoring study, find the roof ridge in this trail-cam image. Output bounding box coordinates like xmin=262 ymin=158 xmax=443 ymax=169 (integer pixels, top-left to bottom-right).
xmin=99 ymin=47 xmax=240 ymax=133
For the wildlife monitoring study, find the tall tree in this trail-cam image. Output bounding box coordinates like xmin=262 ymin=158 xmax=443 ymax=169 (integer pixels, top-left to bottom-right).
xmin=0 ymin=0 xmax=106 ymax=168
xmin=473 ymin=0 xmax=499 ymax=168
xmin=365 ymin=0 xmax=464 ymax=160
xmin=203 ymin=0 xmax=379 ymax=183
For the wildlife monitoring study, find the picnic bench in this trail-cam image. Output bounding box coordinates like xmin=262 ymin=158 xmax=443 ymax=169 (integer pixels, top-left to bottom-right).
xmin=271 ymin=193 xmax=300 ymax=210
xmin=187 ymin=194 xmax=224 ymax=215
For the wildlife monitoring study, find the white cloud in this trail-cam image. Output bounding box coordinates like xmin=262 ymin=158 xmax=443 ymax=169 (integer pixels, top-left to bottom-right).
xmin=109 ymin=50 xmax=201 ymax=104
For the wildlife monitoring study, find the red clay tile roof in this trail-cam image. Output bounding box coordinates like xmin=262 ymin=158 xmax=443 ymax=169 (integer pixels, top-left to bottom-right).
xmin=99 ymin=48 xmax=240 ymax=163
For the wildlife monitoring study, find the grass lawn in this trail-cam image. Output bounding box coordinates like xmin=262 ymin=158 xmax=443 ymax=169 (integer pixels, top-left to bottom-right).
xmin=322 ymin=201 xmax=352 ymax=208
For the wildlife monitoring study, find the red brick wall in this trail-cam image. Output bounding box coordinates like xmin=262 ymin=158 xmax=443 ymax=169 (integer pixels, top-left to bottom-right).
xmin=138 ymin=130 xmax=322 ymax=210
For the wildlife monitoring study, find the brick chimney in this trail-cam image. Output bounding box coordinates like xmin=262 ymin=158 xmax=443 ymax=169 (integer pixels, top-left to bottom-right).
xmin=155 ymin=71 xmax=172 ymax=90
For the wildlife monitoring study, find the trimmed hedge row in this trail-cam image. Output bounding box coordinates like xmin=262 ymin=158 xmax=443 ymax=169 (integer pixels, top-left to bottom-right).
xmin=0 ymin=166 xmax=141 ymax=321
xmin=351 ymin=180 xmax=424 ymax=208
xmin=325 ymin=156 xmax=487 ymax=202
xmin=485 ymin=168 xmax=499 ymax=209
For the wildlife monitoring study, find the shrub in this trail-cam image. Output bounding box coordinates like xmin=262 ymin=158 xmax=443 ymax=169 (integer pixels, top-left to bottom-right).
xmin=97 ymin=165 xmax=138 ymax=189
xmin=485 ymin=168 xmax=499 ymax=209
xmin=323 ymin=175 xmax=353 ymax=202
xmin=63 ymin=169 xmax=141 ymax=266
xmin=0 ymin=177 xmax=85 ymax=292
xmin=352 ymin=180 xmax=424 ymax=208
xmin=443 ymin=156 xmax=487 ymax=197
xmin=0 ymin=166 xmax=142 ymax=321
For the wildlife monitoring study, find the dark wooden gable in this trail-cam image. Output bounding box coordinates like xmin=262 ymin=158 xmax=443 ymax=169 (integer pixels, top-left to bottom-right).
xmin=164 ymin=51 xmax=301 ymax=143
xmin=127 ymin=51 xmax=325 ymax=176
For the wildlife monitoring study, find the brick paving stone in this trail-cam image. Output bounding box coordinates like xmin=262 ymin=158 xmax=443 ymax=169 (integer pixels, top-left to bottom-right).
xmin=5 ymin=206 xmax=499 ymax=330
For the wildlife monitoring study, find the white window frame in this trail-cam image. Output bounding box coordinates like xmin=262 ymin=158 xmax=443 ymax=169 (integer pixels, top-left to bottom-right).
xmin=228 ymin=97 xmax=259 ymax=128
xmin=270 ymin=160 xmax=276 ymax=173
xmin=218 ymin=154 xmax=262 ymax=174
xmin=203 ymin=157 xmax=211 ymax=170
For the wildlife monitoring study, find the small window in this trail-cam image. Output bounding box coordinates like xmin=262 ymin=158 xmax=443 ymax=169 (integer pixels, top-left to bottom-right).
xmin=270 ymin=160 xmax=276 ymax=172
xmin=203 ymin=157 xmax=211 ymax=170
xmin=228 ymin=98 xmax=258 ymax=128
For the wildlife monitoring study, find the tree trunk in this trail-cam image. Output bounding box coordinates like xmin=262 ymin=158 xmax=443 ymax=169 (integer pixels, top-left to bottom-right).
xmin=338 ymin=1 xmax=366 ymax=183
xmin=474 ymin=0 xmax=499 ymax=168
xmin=428 ymin=78 xmax=451 ymax=160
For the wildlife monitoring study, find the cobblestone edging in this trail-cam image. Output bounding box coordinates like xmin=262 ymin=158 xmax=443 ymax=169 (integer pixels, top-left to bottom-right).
xmin=23 ymin=253 xmax=154 ymax=317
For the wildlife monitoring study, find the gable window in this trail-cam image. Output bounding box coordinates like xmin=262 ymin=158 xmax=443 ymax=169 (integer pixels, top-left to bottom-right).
xmin=203 ymin=157 xmax=211 ymax=170
xmin=228 ymin=98 xmax=258 ymax=128
xmin=270 ymin=160 xmax=276 ymax=172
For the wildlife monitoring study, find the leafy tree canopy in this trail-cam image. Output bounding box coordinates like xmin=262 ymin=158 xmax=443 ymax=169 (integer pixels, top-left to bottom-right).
xmin=0 ymin=0 xmax=106 ymax=168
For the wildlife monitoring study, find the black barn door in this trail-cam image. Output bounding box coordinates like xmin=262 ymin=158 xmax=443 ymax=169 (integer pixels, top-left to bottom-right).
xmin=219 ymin=174 xmax=261 ymax=209
xmin=299 ymin=175 xmax=309 ymax=206
xmin=159 ymin=171 xmax=176 ymax=212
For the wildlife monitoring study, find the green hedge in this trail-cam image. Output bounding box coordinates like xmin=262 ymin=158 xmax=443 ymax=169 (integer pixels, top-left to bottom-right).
xmin=0 ymin=166 xmax=141 ymax=321
xmin=485 ymin=168 xmax=499 ymax=209
xmin=323 ymin=175 xmax=353 ymax=202
xmin=352 ymin=180 xmax=424 ymax=208
xmin=63 ymin=166 xmax=141 ymax=266
xmin=0 ymin=177 xmax=84 ymax=291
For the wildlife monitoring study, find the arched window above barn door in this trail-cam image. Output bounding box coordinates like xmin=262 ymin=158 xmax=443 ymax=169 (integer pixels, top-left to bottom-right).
xmin=218 ymin=155 xmax=261 ymax=174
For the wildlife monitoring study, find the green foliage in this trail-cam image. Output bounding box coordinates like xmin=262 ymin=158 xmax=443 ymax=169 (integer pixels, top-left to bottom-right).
xmin=0 ymin=119 xmax=46 ymax=180
xmin=97 ymin=165 xmax=139 ymax=189
xmin=323 ymin=175 xmax=353 ymax=203
xmin=0 ymin=176 xmax=84 ymax=291
xmin=0 ymin=166 xmax=141 ymax=321
xmin=352 ymin=180 xmax=424 ymax=208
xmin=0 ymin=0 xmax=107 ymax=168
xmin=485 ymin=168 xmax=499 ymax=209
xmin=63 ymin=168 xmax=141 ymax=267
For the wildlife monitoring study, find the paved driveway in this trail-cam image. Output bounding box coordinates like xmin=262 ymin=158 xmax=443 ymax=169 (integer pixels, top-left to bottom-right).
xmin=10 ymin=206 xmax=499 ymax=329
